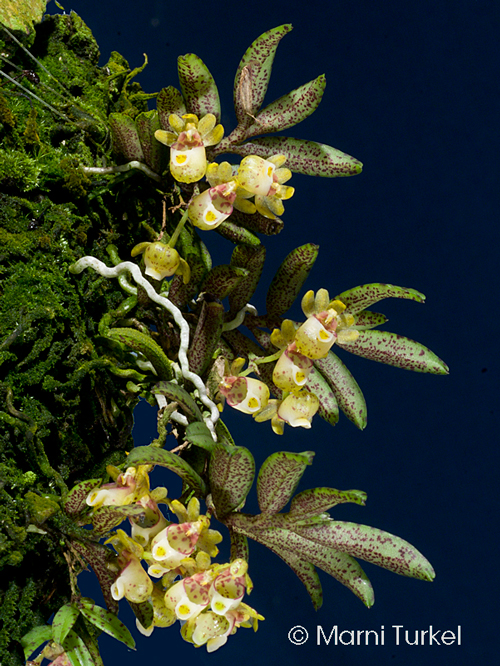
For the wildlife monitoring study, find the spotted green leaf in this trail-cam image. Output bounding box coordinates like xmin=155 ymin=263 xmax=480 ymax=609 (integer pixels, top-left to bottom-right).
xmin=64 ymin=479 xmax=101 ymax=516
xmin=20 ymin=625 xmax=52 ymax=661
xmin=79 ymin=600 xmax=136 ymax=650
xmin=294 ymin=521 xmax=435 ymax=581
xmin=257 ymin=451 xmax=314 ymax=514
xmin=337 ymin=329 xmax=449 ymax=374
xmin=227 ymin=136 xmax=362 ymax=177
xmin=107 ymin=328 xmax=173 ymax=380
xmin=92 ymin=504 xmax=146 ymax=536
xmin=108 ymin=113 xmax=144 ymax=162
xmin=200 ymin=265 xmax=249 ymax=300
xmin=62 ymin=629 xmax=93 ymax=666
xmin=127 ymin=445 xmax=207 ymax=496
xmin=233 ymin=24 xmax=293 ymax=125
xmin=246 ymin=74 xmax=326 ymax=138
xmin=128 ymin=599 xmax=154 ymax=634
xmin=70 ymin=540 xmax=118 ymax=614
xmin=135 ymin=110 xmax=162 ymax=173
xmin=266 ymin=243 xmax=319 ymax=316
xmin=289 ymin=487 xmax=367 ymax=518
xmin=209 ymin=444 xmax=255 ymax=517
xmin=157 ymin=86 xmax=186 ymax=130
xmin=52 ymin=603 xmax=80 ymax=646
xmin=229 ymin=245 xmax=266 ymax=313
xmin=178 ymin=54 xmax=221 ymax=122
xmin=275 ymin=549 xmax=323 ymax=610
xmin=336 ymin=283 xmax=425 ymax=315
xmin=152 ymin=381 xmax=204 ymax=421
xmin=314 ymin=352 xmax=367 ymax=429
xmin=185 ymin=421 xmax=215 ymax=452
xmin=305 ymin=366 xmax=339 ymax=426
xmin=188 ymin=300 xmax=225 ymax=375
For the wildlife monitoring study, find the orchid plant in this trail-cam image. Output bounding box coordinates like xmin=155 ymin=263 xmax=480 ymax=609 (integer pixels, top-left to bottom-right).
xmin=0 ymin=10 xmax=447 ymax=666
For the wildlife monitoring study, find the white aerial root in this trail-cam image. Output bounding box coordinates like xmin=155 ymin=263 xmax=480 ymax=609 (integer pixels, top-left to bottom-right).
xmin=222 ymin=304 xmax=258 ymax=331
xmin=70 ymin=257 xmax=219 ymax=439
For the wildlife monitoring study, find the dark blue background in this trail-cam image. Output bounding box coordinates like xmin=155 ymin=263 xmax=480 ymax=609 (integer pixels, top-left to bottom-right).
xmin=46 ymin=0 xmax=498 ymax=664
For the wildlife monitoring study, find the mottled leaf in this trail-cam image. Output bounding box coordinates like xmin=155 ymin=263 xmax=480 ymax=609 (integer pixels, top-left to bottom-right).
xmin=52 ymin=604 xmax=80 ymax=646
xmin=215 ymin=417 xmax=235 ymax=447
xmin=152 ymin=381 xmax=204 ymax=421
xmin=127 ymin=599 xmax=154 ymax=633
xmin=106 ymin=328 xmax=173 ymax=380
xmin=257 ymin=451 xmax=314 ymax=514
xmin=274 ymin=549 xmax=323 ymax=610
xmin=226 ymin=136 xmax=362 ymax=177
xmin=229 ymin=529 xmax=249 ymax=562
xmin=62 ymin=629 xmax=93 ymax=666
xmin=157 ymin=86 xmax=186 ymax=130
xmin=289 ymin=487 xmax=367 ymax=518
xmin=64 ymin=479 xmax=102 ymax=516
xmin=295 ymin=521 xmax=435 ymax=581
xmin=266 ymin=243 xmax=319 ymax=316
xmin=92 ymin=504 xmax=146 ymax=536
xmin=187 ymin=299 xmax=225 ymax=375
xmin=337 ymin=329 xmax=449 ymax=374
xmin=79 ymin=600 xmax=135 ymax=650
xmin=336 ymin=283 xmax=425 ymax=315
xmin=20 ymin=625 xmax=52 ymax=660
xmin=352 ymin=310 xmax=387 ymax=330
xmin=246 ymin=75 xmax=326 ymax=138
xmin=314 ymin=352 xmax=367 ymax=429
xmin=108 ymin=113 xmax=144 ymax=162
xmin=185 ymin=421 xmax=215 ymax=452
xmin=229 ymin=206 xmax=283 ymax=236
xmin=127 ymin=445 xmax=207 ymax=496
xmin=216 ymin=217 xmax=261 ymax=246
xmin=178 ymin=54 xmax=221 ymax=122
xmin=233 ymin=25 xmax=293 ymax=125
xmin=70 ymin=540 xmax=118 ymax=614
xmin=135 ymin=110 xmax=162 ymax=173
xmin=209 ymin=444 xmax=255 ymax=517
xmin=305 ymin=366 xmax=339 ymax=426
xmin=229 ymin=245 xmax=266 ymax=313
xmin=200 ymin=265 xmax=249 ymax=300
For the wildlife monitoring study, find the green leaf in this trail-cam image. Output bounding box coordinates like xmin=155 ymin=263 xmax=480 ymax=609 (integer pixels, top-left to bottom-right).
xmin=215 ymin=417 xmax=235 ymax=447
xmin=92 ymin=504 xmax=146 ymax=536
xmin=229 ymin=245 xmax=266 ymax=313
xmin=233 ymin=24 xmax=293 ymax=125
xmin=337 ymin=329 xmax=449 ymax=374
xmin=294 ymin=521 xmax=435 ymax=581
xmin=127 ymin=445 xmax=207 ymax=495
xmin=274 ymin=549 xmax=323 ymax=610
xmin=200 ymin=265 xmax=249 ymax=300
xmin=70 ymin=540 xmax=118 ymax=615
xmin=79 ymin=600 xmax=136 ymax=650
xmin=217 ymin=217 xmax=261 ymax=246
xmin=314 ymin=352 xmax=367 ymax=429
xmin=20 ymin=625 xmax=52 ymax=661
xmin=229 ymin=206 xmax=283 ymax=237
xmin=209 ymin=444 xmax=255 ymax=516
xmin=187 ymin=300 xmax=225 ymax=375
xmin=229 ymin=529 xmax=249 ymax=562
xmin=127 ymin=599 xmax=154 ymax=634
xmin=257 ymin=451 xmax=314 ymax=514
xmin=0 ymin=0 xmax=46 ymax=33
xmin=247 ymin=75 xmax=326 ymax=138
xmin=157 ymin=86 xmax=186 ymax=130
xmin=305 ymin=366 xmax=339 ymax=426
xmin=352 ymin=310 xmax=388 ymax=330
xmin=106 ymin=328 xmax=173 ymax=380
xmin=135 ymin=110 xmax=163 ymax=173
xmin=178 ymin=54 xmax=221 ymax=122
xmin=336 ymin=283 xmax=425 ymax=315
xmin=227 ymin=136 xmax=362 ymax=177
xmin=52 ymin=603 xmax=80 ymax=646
xmin=64 ymin=479 xmax=102 ymax=516
xmin=152 ymin=381 xmax=204 ymax=421
xmin=289 ymin=487 xmax=367 ymax=518
xmin=108 ymin=113 xmax=144 ymax=162
xmin=185 ymin=421 xmax=215 ymax=452
xmin=62 ymin=629 xmax=94 ymax=666
xmin=266 ymin=243 xmax=319 ymax=316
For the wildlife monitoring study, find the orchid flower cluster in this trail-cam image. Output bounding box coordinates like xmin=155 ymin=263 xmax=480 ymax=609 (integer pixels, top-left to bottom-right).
xmin=219 ymin=288 xmax=358 ymax=434
xmin=86 ymin=465 xmax=262 ymax=652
